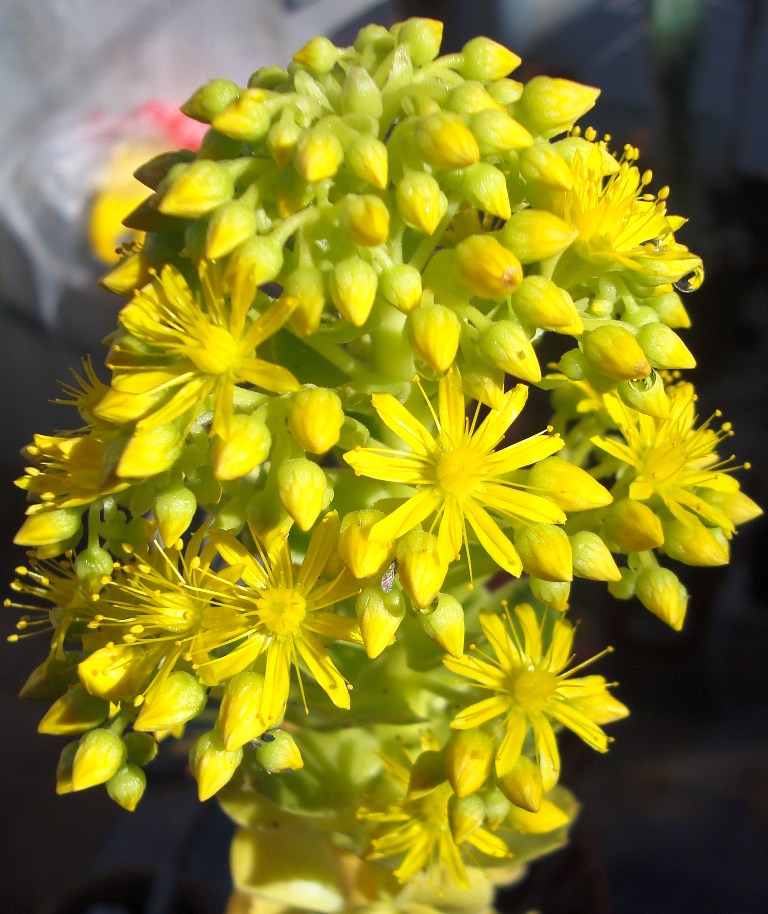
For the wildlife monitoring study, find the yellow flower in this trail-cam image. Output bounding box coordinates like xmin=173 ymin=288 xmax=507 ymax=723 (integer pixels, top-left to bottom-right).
xmin=358 ymin=753 xmax=509 ymax=888
xmin=344 ymin=367 xmax=565 ymax=577
xmin=106 ymin=264 xmax=299 ymax=438
xmin=445 ymin=603 xmax=626 ymax=788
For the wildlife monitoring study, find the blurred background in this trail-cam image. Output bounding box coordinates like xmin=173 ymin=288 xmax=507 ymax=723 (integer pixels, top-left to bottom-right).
xmin=1 ymin=1 xmax=766 ymax=912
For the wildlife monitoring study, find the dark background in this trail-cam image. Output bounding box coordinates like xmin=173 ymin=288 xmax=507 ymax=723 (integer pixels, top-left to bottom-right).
xmin=1 ymin=1 xmax=766 ymax=912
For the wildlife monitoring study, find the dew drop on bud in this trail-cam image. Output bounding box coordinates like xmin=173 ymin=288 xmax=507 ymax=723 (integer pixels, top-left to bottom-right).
xmin=673 ymin=265 xmax=704 ymax=293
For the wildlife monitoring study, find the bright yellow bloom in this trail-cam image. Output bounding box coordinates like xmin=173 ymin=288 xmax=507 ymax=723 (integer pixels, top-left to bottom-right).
xmin=445 ymin=603 xmax=626 ymax=788
xmin=106 ymin=264 xmax=299 ymax=438
xmin=344 ymin=367 xmax=565 ymax=577
xmin=358 ymin=753 xmax=509 ymax=888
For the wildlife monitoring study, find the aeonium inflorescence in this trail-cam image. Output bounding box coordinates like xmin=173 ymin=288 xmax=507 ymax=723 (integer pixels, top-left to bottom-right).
xmin=8 ymin=15 xmax=760 ymax=911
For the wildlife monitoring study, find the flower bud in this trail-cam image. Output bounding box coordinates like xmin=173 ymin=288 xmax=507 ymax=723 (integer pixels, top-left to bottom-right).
xmin=379 ymin=263 xmax=422 ymax=314
xmin=342 ymin=194 xmax=390 ymax=246
xmin=449 ymin=794 xmax=486 ymax=844
xmin=704 ymin=489 xmax=763 ymax=527
xmin=285 ymin=266 xmax=326 ymax=335
xmin=276 ymin=166 xmax=314 ymax=217
xmin=527 ymin=456 xmax=611 ymax=512
xmin=38 ymin=684 xmax=109 ymax=736
xmin=581 ymin=325 xmax=651 ymax=380
xmin=78 ymin=643 xmax=154 ymax=702
xmin=461 ymin=359 xmax=506 ymax=410
xmin=649 ymin=289 xmax=691 ymax=329
xmin=506 ymin=797 xmax=571 ymax=834
xmin=601 ymin=498 xmax=664 ymax=552
xmin=293 ymin=35 xmax=339 ymax=73
xmin=124 ymin=732 xmax=158 ymax=767
xmin=514 ymin=523 xmax=573 ymax=582
xmin=482 ymin=786 xmax=512 ymax=829
xmin=479 ymin=320 xmax=541 ymax=383
xmin=107 ymin=764 xmax=147 ymax=811
xmin=356 ymin=586 xmax=405 ymax=658
xmin=416 ymin=112 xmax=480 ymax=170
xmin=616 ymin=372 xmax=670 ymax=419
xmin=56 ymin=741 xmax=79 ymax=795
xmin=461 ymin=37 xmax=521 ymax=80
xmin=529 ymin=577 xmax=570 ymax=612
xmin=455 ymin=235 xmax=523 ymax=299
xmin=134 ymin=671 xmax=207 ymax=733
xmin=341 ymin=66 xmax=383 ymax=117
xmin=511 ymin=276 xmax=582 ymax=333
xmin=329 ymin=256 xmax=378 ymax=326
xmin=635 ymin=322 xmax=696 ymax=370
xmin=500 ymin=209 xmax=578 ymax=264
xmin=445 ymin=729 xmax=494 ymax=798
xmin=448 ymin=82 xmax=501 ymax=116
xmin=71 ymin=729 xmax=127 ymax=792
xmin=519 ymin=139 xmax=574 ymax=190
xmin=396 ymin=531 xmax=449 ymax=609
xmin=608 ymin=567 xmax=637 ymax=601
xmin=408 ymin=304 xmax=461 ymax=372
xmin=289 ymin=387 xmax=345 ymax=454
xmin=396 ymin=172 xmax=446 ymax=234
xmin=217 ymin=671 xmax=266 ymax=751
xmin=277 ymin=458 xmax=331 ymax=530
xmin=497 ymin=754 xmax=543 ymax=812
xmin=205 ymin=199 xmax=259 ymax=260
xmin=570 ymin=531 xmax=622 ymax=582
xmin=74 ymin=544 xmax=114 ymax=587
xmin=663 ymin=517 xmax=729 ymax=567
xmin=225 ymin=234 xmax=284 ymax=289
xmin=470 ymin=109 xmax=533 ymax=154
xmin=635 ymin=566 xmax=687 ymax=630
xmin=395 ymin=17 xmax=443 ymax=65
xmin=190 ymin=729 xmax=242 ymax=801
xmin=14 ymin=507 xmax=82 ymax=549
xmin=118 ymin=421 xmax=184 ymax=478
xmin=347 ymin=134 xmax=389 ymax=189
xmin=518 ymin=76 xmax=600 ymax=137
xmin=157 ymin=161 xmax=234 ymax=218
xmin=408 ymin=750 xmax=447 ymax=798
xmin=338 ymin=510 xmax=393 ymax=579
xmin=254 ymin=729 xmax=304 ymax=774
xmin=294 ymin=129 xmax=344 ymax=183
xmin=266 ymin=115 xmax=303 ymax=167
xmin=154 ymin=479 xmax=198 ymax=545
xmin=460 ymin=163 xmax=512 ymax=220
xmin=181 ymin=79 xmax=241 ymax=123
xmin=213 ymin=88 xmax=282 ymax=141
xmin=418 ymin=593 xmax=464 ymax=657
xmin=212 ymin=414 xmax=272 ymax=481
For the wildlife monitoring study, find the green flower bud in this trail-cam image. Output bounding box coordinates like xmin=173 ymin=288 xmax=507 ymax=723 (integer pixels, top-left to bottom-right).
xmin=663 ymin=517 xmax=729 ymax=567
xmin=635 ymin=322 xmax=696 ymax=370
xmin=38 ymin=684 xmax=109 ymax=736
xmin=356 ymin=586 xmax=406 ymax=659
xmin=342 ymin=194 xmax=390 ymax=246
xmin=212 ymin=414 xmax=272 ymax=481
xmin=218 ymin=671 xmax=266 ymax=751
xmin=616 ymin=372 xmax=670 ymax=419
xmin=482 ymin=786 xmax=512 ymax=829
xmin=181 ymin=79 xmax=241 ymax=123
xmin=447 ymin=82 xmax=501 ymax=116
xmin=14 ymin=507 xmax=82 ymax=550
xmin=601 ymin=497 xmax=665 ymax=553
xmin=107 ymin=764 xmax=147 ymax=812
xmin=418 ymin=593 xmax=464 ymax=657
xmin=479 ymin=319 xmax=541 ymax=383
xmin=408 ymin=749 xmax=446 ymax=798
xmin=285 ymin=265 xmax=326 ymax=336
xmin=581 ymin=324 xmax=651 ymax=381
xmin=56 ymin=741 xmax=79 ymax=795
xmin=254 ymin=729 xmax=304 ymax=774
xmin=289 ymin=387 xmax=345 ymax=454
xmin=225 ymin=233 xmax=284 ymax=289
xmin=396 ymin=531 xmax=449 ymax=609
xmin=395 ymin=17 xmax=443 ymax=65
xmin=379 ymin=263 xmax=422 ymax=314
xmin=608 ymin=566 xmax=637 ymax=601
xmin=470 ymin=109 xmax=533 ymax=154
xmin=153 ymin=479 xmax=197 ymax=546
xmin=396 ymin=172 xmax=446 ymax=235
xmin=416 ymin=112 xmax=480 ymax=170
xmin=338 ymin=509 xmax=393 ymax=579
xmin=347 ymin=135 xmax=389 ymax=189
xmin=649 ymin=289 xmax=691 ymax=329
xmin=517 ymin=76 xmax=600 ymax=137
xmin=449 ymin=794 xmax=486 ymax=844
xmin=635 ymin=566 xmax=687 ymax=631
xmin=117 ymin=422 xmax=184 ymax=478
xmin=527 ymin=456 xmax=612 ymax=512
xmin=133 ymin=671 xmax=207 ymax=732
xmin=500 ymin=209 xmax=578 ymax=263
xmin=277 ymin=458 xmax=331 ymax=530
xmin=461 ymin=37 xmax=521 ymax=80
xmin=294 ymin=129 xmax=344 ymax=183
xmin=205 ymin=198 xmax=259 ymax=260
xmin=511 ymin=276 xmax=582 ymax=333
xmin=248 ymin=66 xmax=290 ymax=89
xmin=408 ymin=304 xmax=461 ymax=373
xmin=124 ymin=732 xmax=158 ymax=767
xmin=519 ymin=138 xmax=574 ymax=190
xmin=157 ymin=161 xmax=234 ymax=218
xmin=74 ymin=544 xmax=114 ymax=586
xmin=455 ymin=235 xmax=522 ymax=299
xmin=133 ymin=149 xmax=196 ymax=190
xmin=570 ymin=531 xmax=622 ymax=582
xmin=190 ymin=729 xmax=242 ymax=801
xmin=514 ymin=523 xmax=573 ymax=582
xmin=341 ymin=67 xmax=383 ymax=118
xmin=212 ymin=88 xmax=280 ymax=141
xmin=497 ymin=754 xmax=543 ymax=813
xmin=292 ymin=35 xmax=339 ymax=73
xmin=329 ymin=256 xmax=378 ymax=327
xmin=267 ymin=116 xmax=303 ymax=167
xmin=558 ymin=347 xmax=588 ymax=380
xmin=460 ymin=162 xmax=512 ymax=220
xmin=72 ymin=729 xmax=127 ymax=792
xmin=529 ymin=577 xmax=570 ymax=612
xmin=444 ymin=729 xmax=494 ymax=798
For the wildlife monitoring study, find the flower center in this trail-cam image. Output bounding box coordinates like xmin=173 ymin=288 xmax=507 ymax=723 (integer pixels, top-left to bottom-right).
xmin=639 ymin=444 xmax=686 ymax=485
xmin=512 ymin=668 xmax=558 ymax=710
xmin=185 ymin=322 xmax=243 ymax=375
xmin=258 ymin=587 xmax=307 ymax=636
xmin=434 ymin=445 xmax=483 ymax=497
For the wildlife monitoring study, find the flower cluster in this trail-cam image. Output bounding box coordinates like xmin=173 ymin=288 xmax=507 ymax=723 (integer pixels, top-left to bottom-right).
xmin=8 ymin=17 xmax=760 ymax=914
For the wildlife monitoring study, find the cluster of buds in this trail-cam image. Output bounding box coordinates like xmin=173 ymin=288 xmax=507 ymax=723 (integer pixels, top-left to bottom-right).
xmin=8 ymin=17 xmax=759 ymax=914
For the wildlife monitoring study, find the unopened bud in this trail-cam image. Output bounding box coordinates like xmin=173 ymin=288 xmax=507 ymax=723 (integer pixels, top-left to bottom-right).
xmin=379 ymin=264 xmax=422 ymax=314
xmin=479 ymin=319 xmax=541 ymax=383
xmin=107 ymin=764 xmax=147 ymax=811
xmin=338 ymin=509 xmax=393 ymax=579
xmin=482 ymin=786 xmax=512 ymax=829
xmin=56 ymin=741 xmax=79 ymax=795
xmin=529 ymin=577 xmax=570 ymax=612
xmin=212 ymin=88 xmax=280 ymax=141
xmin=455 ymin=235 xmax=523 ymax=299
xmin=356 ymin=586 xmax=405 ymax=658
xmin=460 ymin=163 xmax=512 ymax=220
xmin=408 ymin=750 xmax=446 ymax=798
xmin=636 ymin=566 xmax=687 ymax=630
xmin=71 ymin=729 xmax=127 ymax=792
xmin=461 ymin=359 xmax=506 ymax=410
xmin=157 ymin=161 xmax=234 ymax=218
xmin=190 ymin=729 xmax=242 ymax=801
xmin=396 ymin=172 xmax=446 ymax=235
xmin=704 ymin=489 xmax=763 ymax=527
xmin=445 ymin=729 xmax=494 ymax=798
xmin=225 ymin=234 xmax=284 ymax=289
xmin=267 ymin=116 xmax=303 ymax=167
xmin=277 ymin=458 xmax=331 ymax=530
xmin=582 ymin=324 xmax=651 ymax=380
xmin=514 ymin=523 xmax=573 ymax=582
xmin=134 ymin=671 xmax=207 ymax=732
xmin=663 ymin=517 xmax=729 ymax=567
xmin=449 ymin=794 xmax=486 ymax=844
xmin=38 ymin=684 xmax=109 ymax=736
xmin=342 ymin=194 xmax=390 ymax=246
xmin=14 ymin=507 xmax=82 ymax=549
xmin=418 ymin=593 xmax=464 ymax=657
xmin=601 ymin=497 xmax=664 ymax=552
xmin=395 ymin=18 xmax=443 ymax=65
xmin=470 ymin=109 xmax=533 ymax=154
xmin=285 ymin=266 xmax=326 ymax=336
xmin=154 ymin=479 xmax=197 ymax=546
xmin=293 ymin=35 xmax=339 ymax=73
xmin=329 ymin=256 xmax=378 ymax=326
xmin=294 ymin=129 xmax=344 ymax=183
xmin=649 ymin=289 xmax=691 ymax=329
xmin=527 ymin=456 xmax=611 ymax=512
xmin=519 ymin=139 xmax=573 ymax=190
xmin=74 ymin=544 xmax=114 ymax=587
xmin=518 ymin=76 xmax=600 ymax=137
xmin=497 ymin=754 xmax=543 ymax=812
xmin=635 ymin=322 xmax=696 ymax=370
xmin=218 ymin=671 xmax=266 ymax=751
xmin=205 ymin=199 xmax=259 ymax=260
xmin=500 ymin=209 xmax=578 ymax=264
xmin=347 ymin=135 xmax=389 ymax=189
xmin=341 ymin=67 xmax=383 ymax=117
xmin=212 ymin=414 xmax=272 ymax=480
xmin=408 ymin=304 xmax=461 ymax=372
xmin=461 ymin=37 xmax=521 ymax=80
xmin=254 ymin=729 xmax=304 ymax=774
xmin=416 ymin=112 xmax=480 ymax=170
xmin=396 ymin=531 xmax=449 ymax=609
xmin=124 ymin=732 xmax=158 ymax=767
xmin=616 ymin=372 xmax=670 ymax=419
xmin=117 ymin=421 xmax=184 ymax=478
xmin=289 ymin=387 xmax=345 ymax=454
xmin=511 ymin=276 xmax=582 ymax=333
xmin=570 ymin=531 xmax=622 ymax=581
xmin=181 ymin=79 xmax=241 ymax=123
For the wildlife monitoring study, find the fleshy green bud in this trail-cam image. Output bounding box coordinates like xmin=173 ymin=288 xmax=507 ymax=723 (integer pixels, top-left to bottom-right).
xmin=157 ymin=161 xmax=234 ymax=218
xmin=395 ymin=18 xmax=443 ymax=65
xmin=529 ymin=577 xmax=570 ymax=612
xmin=347 ymin=135 xmax=389 ymax=189
xmin=445 ymin=729 xmax=494 ymax=798
xmin=212 ymin=88 xmax=280 ymax=141
xmin=482 ymin=786 xmax=512 ymax=829
xmin=408 ymin=750 xmax=446 ymax=798
xmin=71 ymin=729 xmax=127 ymax=792
xmin=212 ymin=414 xmax=272 ymax=481
xmin=341 ymin=67 xmax=383 ymax=118
xmin=154 ymin=479 xmax=197 ymax=546
xmin=704 ymin=489 xmax=763 ymax=527
xmin=518 ymin=76 xmax=600 ymax=137
xmin=519 ymin=139 xmax=574 ymax=190
xmin=342 ymin=194 xmax=390 ymax=246
xmin=396 ymin=172 xmax=446 ymax=234
xmin=460 ymin=163 xmax=512 ymax=220
xmin=461 ymin=37 xmax=521 ymax=80
xmin=408 ymin=304 xmax=461 ymax=373
xmin=285 ymin=266 xmax=326 ymax=336
xmin=570 ymin=531 xmax=622 ymax=582
xmin=416 ymin=112 xmax=480 ymax=170
xmin=107 ymin=764 xmax=147 ymax=811
xmin=635 ymin=322 xmax=696 ymax=370
xmin=294 ymin=129 xmax=344 ymax=183
xmin=293 ymin=35 xmax=339 ymax=73
xmin=181 ymin=79 xmax=241 ymax=123
xmin=449 ymin=794 xmax=486 ymax=844
xmin=205 ymin=199 xmax=259 ymax=260
xmin=581 ymin=324 xmax=651 ymax=380
xmin=190 ymin=729 xmax=242 ymax=801
xmin=338 ymin=509 xmax=393 ymax=579
xmin=497 ymin=754 xmax=543 ymax=812
xmin=379 ymin=263 xmax=423 ymax=314
xmin=663 ymin=517 xmax=729 ymax=567
xmin=418 ymin=593 xmax=464 ymax=657
xmin=277 ymin=458 xmax=331 ymax=530
xmin=74 ymin=544 xmax=114 ymax=587
xmin=500 ymin=209 xmax=578 ymax=263
xmin=267 ymin=116 xmax=303 ymax=167
xmin=133 ymin=671 xmax=207 ymax=733
xmin=649 ymin=289 xmax=691 ymax=329
xmin=479 ymin=319 xmax=541 ymax=383
xmin=329 ymin=256 xmax=378 ymax=326
xmin=254 ymin=729 xmax=304 ymax=774
xmin=601 ymin=498 xmax=664 ymax=553
xmin=514 ymin=523 xmax=573 ymax=582
xmin=14 ymin=507 xmax=82 ymax=549
xmin=448 ymin=82 xmax=501 ymax=116
xmin=607 ymin=567 xmax=637 ymax=601
xmin=396 ymin=531 xmax=449 ymax=609
xmin=289 ymin=387 xmax=345 ymax=454
xmin=455 ymin=235 xmax=523 ymax=299
xmin=511 ymin=276 xmax=582 ymax=333
xmin=558 ymin=347 xmax=588 ymax=380
xmin=356 ymin=586 xmax=405 ymax=658
xmin=225 ymin=234 xmax=284 ymax=289
xmin=124 ymin=732 xmax=158 ymax=767
xmin=635 ymin=566 xmax=687 ymax=630
xmin=117 ymin=422 xmax=184 ymax=479
xmin=38 ymin=684 xmax=109 ymax=736
xmin=218 ymin=671 xmax=267 ymax=751
xmin=470 ymin=109 xmax=533 ymax=154
xmin=527 ymin=456 xmax=612 ymax=512
xmin=616 ymin=372 xmax=670 ymax=419
xmin=56 ymin=741 xmax=79 ymax=795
